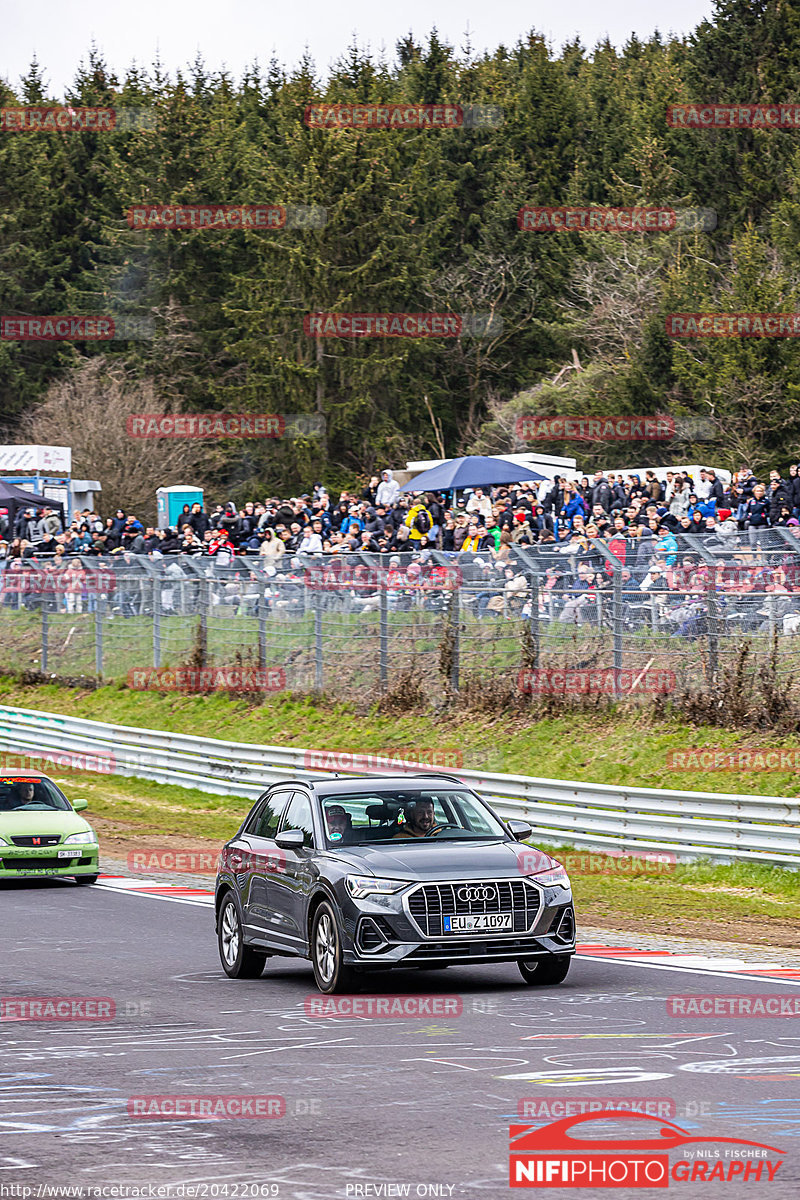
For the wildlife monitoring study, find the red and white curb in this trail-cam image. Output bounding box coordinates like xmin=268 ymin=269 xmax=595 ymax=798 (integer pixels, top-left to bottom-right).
xmin=578 ymin=943 xmax=800 ymax=984
xmin=96 ymin=874 xmax=214 ymax=906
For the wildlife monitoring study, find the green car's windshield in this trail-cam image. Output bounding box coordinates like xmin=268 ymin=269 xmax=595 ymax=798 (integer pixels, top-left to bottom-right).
xmin=0 ymin=777 xmax=70 ymax=812
xmin=318 ymin=789 xmax=508 ymax=846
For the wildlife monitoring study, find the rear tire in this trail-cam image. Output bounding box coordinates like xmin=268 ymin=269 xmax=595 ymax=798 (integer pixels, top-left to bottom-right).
xmin=218 ymin=893 xmax=267 ymax=979
xmin=518 ymin=954 xmax=571 ymax=986
xmin=311 ymin=901 xmax=358 ymax=994
xmin=74 ymin=875 xmax=98 ymax=886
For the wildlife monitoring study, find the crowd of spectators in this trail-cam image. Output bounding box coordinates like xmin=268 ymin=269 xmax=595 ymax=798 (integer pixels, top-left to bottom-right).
xmin=3 ymin=464 xmax=800 ymax=632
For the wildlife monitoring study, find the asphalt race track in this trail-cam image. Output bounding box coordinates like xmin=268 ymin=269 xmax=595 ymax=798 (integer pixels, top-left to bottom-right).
xmin=3 ymin=879 xmax=800 ymax=1198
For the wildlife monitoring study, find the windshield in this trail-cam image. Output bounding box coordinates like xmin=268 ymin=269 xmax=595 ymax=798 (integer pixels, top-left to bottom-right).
xmin=0 ymin=777 xmax=71 ymax=812
xmin=318 ymin=789 xmax=508 ymax=846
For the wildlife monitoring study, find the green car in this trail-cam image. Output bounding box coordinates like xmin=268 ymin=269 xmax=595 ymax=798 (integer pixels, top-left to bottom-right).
xmin=0 ymin=771 xmax=99 ymax=884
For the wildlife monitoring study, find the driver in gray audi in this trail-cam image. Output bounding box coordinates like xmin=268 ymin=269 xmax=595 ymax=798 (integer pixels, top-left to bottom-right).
xmin=394 ymin=797 xmax=435 ymax=838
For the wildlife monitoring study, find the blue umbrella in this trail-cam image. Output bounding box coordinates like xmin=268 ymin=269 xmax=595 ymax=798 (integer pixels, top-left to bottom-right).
xmin=400 ymin=455 xmax=547 ymax=493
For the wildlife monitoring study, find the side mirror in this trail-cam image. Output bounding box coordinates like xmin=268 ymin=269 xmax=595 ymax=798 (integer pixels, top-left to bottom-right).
xmin=506 ymin=819 xmax=532 ymax=841
xmin=72 ymin=799 xmax=88 ymax=811
xmin=275 ymin=829 xmax=304 ymax=850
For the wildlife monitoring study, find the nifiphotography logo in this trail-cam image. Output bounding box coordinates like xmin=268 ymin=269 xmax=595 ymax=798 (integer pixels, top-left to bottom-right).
xmin=509 ymin=1111 xmax=784 ymax=1187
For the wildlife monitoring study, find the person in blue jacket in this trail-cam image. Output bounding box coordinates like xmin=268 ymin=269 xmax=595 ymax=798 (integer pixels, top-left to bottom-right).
xmin=655 ymin=525 xmax=678 ymax=565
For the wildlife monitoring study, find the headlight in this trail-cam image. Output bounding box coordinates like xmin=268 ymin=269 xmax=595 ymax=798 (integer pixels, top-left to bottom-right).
xmin=530 ymin=864 xmax=571 ymax=888
xmin=63 ymin=831 xmax=97 ymax=845
xmin=0 ymin=836 xmax=7 ymax=846
xmin=345 ymin=875 xmax=407 ymax=899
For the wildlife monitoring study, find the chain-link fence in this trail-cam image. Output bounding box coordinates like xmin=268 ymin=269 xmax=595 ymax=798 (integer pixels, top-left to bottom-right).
xmin=2 ymin=529 xmax=800 ymax=702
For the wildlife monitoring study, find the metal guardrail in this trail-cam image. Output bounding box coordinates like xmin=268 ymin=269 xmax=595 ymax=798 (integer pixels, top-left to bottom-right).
xmin=1 ymin=704 xmax=799 ymax=866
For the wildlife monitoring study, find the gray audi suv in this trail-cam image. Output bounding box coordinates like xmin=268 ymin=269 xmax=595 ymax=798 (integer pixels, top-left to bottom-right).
xmin=215 ymin=773 xmax=575 ymax=993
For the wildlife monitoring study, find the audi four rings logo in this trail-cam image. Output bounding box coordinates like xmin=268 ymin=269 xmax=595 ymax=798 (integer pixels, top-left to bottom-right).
xmin=458 ymin=884 xmax=497 ymax=903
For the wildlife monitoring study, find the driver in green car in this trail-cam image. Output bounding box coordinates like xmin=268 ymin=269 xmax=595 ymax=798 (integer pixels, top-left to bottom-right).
xmin=394 ymin=797 xmax=437 ymax=838
xmin=16 ymin=782 xmax=35 ymax=805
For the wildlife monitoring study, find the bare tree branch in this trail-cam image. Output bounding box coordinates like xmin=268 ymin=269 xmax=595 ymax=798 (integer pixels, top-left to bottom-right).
xmin=19 ymin=357 xmax=221 ymax=522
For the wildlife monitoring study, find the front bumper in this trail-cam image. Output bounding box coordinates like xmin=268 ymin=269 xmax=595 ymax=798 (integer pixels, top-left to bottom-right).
xmin=338 ymin=877 xmax=576 ymax=969
xmin=0 ymin=847 xmax=99 ymax=879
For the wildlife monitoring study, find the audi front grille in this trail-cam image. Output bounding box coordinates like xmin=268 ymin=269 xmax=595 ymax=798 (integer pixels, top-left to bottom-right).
xmin=405 ymin=879 xmax=541 ymax=938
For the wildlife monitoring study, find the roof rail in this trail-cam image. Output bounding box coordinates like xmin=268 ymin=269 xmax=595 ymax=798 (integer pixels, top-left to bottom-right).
xmin=405 ymin=772 xmax=467 ymax=784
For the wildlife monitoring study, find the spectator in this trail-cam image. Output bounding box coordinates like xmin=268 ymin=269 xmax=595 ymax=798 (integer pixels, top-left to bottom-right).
xmin=298 ymin=525 xmax=324 ymax=554
xmin=375 ymin=470 xmax=400 ymax=507
xmin=466 ymin=487 xmax=493 ymax=522
xmin=452 ymin=513 xmax=469 ymax=551
xmin=405 ymin=496 xmax=434 ymax=545
xmin=645 ymin=470 xmax=662 ymax=502
xmin=361 ymin=475 xmax=380 ymax=505
xmin=560 ymin=481 xmax=587 ymax=529
xmin=768 ymin=474 xmax=792 ymax=525
xmin=35 ymin=507 xmax=63 ymax=541
xmin=695 ymin=468 xmax=712 ymax=501
xmin=655 ymin=524 xmax=679 ymax=566
xmin=461 ymin=521 xmax=492 ymax=553
xmin=745 ymin=484 xmax=770 ymax=544
xmin=589 ymin=471 xmax=613 ymax=512
xmin=668 ymin=478 xmax=690 ymax=521
xmin=259 ymin=529 xmax=284 ymax=561
xmin=788 ymin=463 xmax=800 ymax=515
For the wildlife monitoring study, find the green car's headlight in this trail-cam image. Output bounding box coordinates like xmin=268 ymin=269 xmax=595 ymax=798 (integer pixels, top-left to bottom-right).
xmin=63 ymin=831 xmax=97 ymax=846
xmin=345 ymin=875 xmax=407 ymax=899
xmin=0 ymin=836 xmax=7 ymax=846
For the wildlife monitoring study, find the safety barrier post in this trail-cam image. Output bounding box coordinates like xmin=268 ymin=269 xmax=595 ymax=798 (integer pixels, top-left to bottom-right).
xmin=153 ymin=584 xmax=161 ymax=669
xmin=379 ymin=585 xmax=388 ymax=691
xmin=41 ymin=609 xmax=49 ymax=673
xmin=258 ymin=579 xmax=267 ymax=671
xmin=314 ymin=593 xmax=323 ymax=690
xmin=95 ymin=600 xmax=104 ymax=678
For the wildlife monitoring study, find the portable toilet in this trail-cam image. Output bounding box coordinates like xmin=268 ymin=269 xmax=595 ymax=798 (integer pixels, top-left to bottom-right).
xmin=157 ymin=485 xmax=204 ymax=530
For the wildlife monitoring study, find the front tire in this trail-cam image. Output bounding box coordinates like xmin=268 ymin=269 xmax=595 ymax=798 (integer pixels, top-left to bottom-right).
xmin=218 ymin=893 xmax=267 ymax=979
xmin=518 ymin=954 xmax=571 ymax=986
xmin=74 ymin=874 xmax=98 ymax=886
xmin=311 ymin=901 xmax=358 ymax=994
